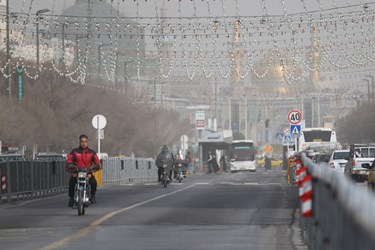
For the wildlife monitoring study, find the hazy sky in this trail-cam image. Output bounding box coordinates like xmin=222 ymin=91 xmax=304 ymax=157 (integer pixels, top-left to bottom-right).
xmin=9 ymin=0 xmax=373 ymax=17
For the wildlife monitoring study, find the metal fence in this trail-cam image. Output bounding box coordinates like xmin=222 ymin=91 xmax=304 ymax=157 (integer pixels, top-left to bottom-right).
xmin=300 ymin=154 xmax=375 ymax=250
xmin=0 ymin=161 xmax=69 ymax=203
xmin=102 ymin=157 xmax=157 ymax=185
xmin=0 ymin=157 xmax=159 ymax=203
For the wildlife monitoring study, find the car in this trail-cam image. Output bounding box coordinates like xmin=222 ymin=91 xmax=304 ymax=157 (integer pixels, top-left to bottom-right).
xmin=328 ymin=149 xmax=350 ymax=172
xmin=344 ymin=145 xmax=375 ymax=182
xmin=0 ymin=154 xmax=27 ymax=163
xmin=312 ymin=153 xmax=331 ymax=167
xmin=34 ymin=153 xmax=67 ymax=161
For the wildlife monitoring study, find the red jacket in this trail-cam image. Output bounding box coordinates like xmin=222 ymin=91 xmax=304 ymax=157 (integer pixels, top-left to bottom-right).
xmin=66 ymin=147 xmax=100 ymax=169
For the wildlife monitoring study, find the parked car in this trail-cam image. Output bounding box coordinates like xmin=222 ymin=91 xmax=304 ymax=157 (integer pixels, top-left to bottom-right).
xmin=34 ymin=153 xmax=67 ymax=161
xmin=312 ymin=153 xmax=331 ymax=167
xmin=0 ymin=154 xmax=27 ymax=163
xmin=328 ymin=149 xmax=350 ymax=172
xmin=344 ymin=145 xmax=375 ymax=182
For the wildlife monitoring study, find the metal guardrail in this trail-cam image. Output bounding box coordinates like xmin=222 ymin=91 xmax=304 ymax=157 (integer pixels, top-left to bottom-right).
xmin=102 ymin=157 xmax=157 ymax=185
xmin=300 ymin=154 xmax=375 ymax=250
xmin=0 ymin=161 xmax=69 ymax=203
xmin=0 ymin=157 xmax=159 ymax=203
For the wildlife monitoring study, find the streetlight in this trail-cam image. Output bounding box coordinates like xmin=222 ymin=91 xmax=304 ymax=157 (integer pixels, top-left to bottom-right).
xmin=36 ymin=8 xmax=50 ymax=71
xmin=212 ymin=20 xmax=220 ymax=131
xmin=6 ymin=0 xmax=10 ymax=97
xmin=366 ymin=75 xmax=374 ymax=102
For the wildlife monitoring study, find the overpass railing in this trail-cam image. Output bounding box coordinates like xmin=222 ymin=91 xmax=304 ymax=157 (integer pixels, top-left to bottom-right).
xmin=300 ymin=154 xmax=375 ymax=250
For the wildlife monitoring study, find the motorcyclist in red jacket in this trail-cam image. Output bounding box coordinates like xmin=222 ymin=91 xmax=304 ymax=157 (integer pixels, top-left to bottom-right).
xmin=66 ymin=134 xmax=100 ymax=207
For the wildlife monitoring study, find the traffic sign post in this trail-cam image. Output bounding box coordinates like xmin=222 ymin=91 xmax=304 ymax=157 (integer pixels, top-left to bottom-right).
xmin=287 ymin=109 xmax=303 ymax=152
xmin=290 ymin=125 xmax=301 ymax=138
xmin=287 ymin=109 xmax=302 ymax=125
xmin=92 ymin=114 xmax=107 ymax=156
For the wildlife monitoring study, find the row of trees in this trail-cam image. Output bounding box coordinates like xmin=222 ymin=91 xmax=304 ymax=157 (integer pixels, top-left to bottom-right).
xmin=0 ymin=61 xmax=191 ymax=158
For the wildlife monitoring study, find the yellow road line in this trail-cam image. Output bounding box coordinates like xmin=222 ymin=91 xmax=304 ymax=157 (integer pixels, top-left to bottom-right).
xmin=40 ymin=183 xmax=198 ymax=250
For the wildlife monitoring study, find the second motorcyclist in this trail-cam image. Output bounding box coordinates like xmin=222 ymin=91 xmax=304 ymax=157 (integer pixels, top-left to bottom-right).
xmin=155 ymin=145 xmax=174 ymax=182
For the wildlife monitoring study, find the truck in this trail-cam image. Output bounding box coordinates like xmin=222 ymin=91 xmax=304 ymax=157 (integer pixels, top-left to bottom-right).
xmin=344 ymin=144 xmax=375 ymax=182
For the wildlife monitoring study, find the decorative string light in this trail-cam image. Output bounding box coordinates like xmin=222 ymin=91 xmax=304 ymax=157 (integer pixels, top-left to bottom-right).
xmin=2 ymin=0 xmax=375 ymax=84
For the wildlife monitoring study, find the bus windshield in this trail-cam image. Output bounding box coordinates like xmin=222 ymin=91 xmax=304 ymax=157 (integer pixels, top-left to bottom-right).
xmin=303 ymin=130 xmax=332 ymax=142
xmin=230 ymin=142 xmax=255 ymax=161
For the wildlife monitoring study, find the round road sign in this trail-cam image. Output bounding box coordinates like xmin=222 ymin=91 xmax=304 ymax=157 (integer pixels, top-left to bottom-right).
xmin=92 ymin=114 xmax=107 ymax=129
xmin=287 ymin=109 xmax=302 ymax=124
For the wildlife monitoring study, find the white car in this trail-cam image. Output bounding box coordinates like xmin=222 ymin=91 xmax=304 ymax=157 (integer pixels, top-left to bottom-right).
xmin=328 ymin=149 xmax=350 ymax=172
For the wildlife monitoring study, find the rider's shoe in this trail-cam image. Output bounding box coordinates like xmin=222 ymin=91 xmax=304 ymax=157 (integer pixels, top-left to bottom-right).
xmin=90 ymin=195 xmax=96 ymax=204
xmin=68 ymin=197 xmax=74 ymax=207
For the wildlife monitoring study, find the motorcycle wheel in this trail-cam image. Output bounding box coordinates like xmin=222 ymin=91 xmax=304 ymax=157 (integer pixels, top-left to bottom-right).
xmin=78 ymin=189 xmax=85 ymax=216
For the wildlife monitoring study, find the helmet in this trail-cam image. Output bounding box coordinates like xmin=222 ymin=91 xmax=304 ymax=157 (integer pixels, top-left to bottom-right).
xmin=162 ymin=145 xmax=169 ymax=152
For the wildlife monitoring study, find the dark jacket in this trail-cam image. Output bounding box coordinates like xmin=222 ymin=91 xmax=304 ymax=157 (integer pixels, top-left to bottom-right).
xmin=156 ymin=150 xmax=174 ymax=167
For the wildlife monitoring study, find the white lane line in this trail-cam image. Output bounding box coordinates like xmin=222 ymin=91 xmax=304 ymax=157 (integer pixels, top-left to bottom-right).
xmin=218 ymin=182 xmax=283 ymax=186
xmin=40 ymin=183 xmax=199 ymax=250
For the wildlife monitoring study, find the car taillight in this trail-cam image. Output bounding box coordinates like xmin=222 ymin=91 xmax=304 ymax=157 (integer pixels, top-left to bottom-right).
xmin=352 ymin=159 xmax=356 ymax=167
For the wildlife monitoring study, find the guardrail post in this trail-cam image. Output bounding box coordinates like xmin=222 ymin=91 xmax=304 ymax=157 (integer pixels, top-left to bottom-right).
xmin=6 ymin=162 xmax=11 ymax=202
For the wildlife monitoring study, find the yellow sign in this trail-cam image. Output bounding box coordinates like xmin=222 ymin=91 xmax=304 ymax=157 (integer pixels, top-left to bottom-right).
xmin=263 ymin=144 xmax=273 ymax=155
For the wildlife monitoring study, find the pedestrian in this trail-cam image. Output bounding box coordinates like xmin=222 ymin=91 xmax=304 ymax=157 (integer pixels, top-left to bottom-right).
xmin=187 ymin=151 xmax=194 ymax=175
xmin=220 ymin=154 xmax=227 ymax=173
xmin=265 ymin=155 xmax=272 ymax=170
xmin=207 ymin=150 xmax=215 ymax=174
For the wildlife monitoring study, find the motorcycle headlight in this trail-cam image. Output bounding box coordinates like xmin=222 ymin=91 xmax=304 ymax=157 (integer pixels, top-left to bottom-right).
xmin=78 ymin=172 xmax=87 ymax=178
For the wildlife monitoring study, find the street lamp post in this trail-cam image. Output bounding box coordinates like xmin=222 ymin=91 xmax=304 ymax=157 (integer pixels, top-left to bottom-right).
xmin=36 ymin=9 xmax=50 ymax=72
xmin=366 ymin=75 xmax=374 ymax=102
xmin=363 ymin=78 xmax=370 ymax=102
xmin=6 ymin=0 xmax=10 ymax=97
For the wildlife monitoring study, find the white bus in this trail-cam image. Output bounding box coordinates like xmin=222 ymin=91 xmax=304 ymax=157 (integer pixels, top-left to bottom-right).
xmin=229 ymin=140 xmax=256 ymax=172
xmin=298 ymin=127 xmax=338 ymax=152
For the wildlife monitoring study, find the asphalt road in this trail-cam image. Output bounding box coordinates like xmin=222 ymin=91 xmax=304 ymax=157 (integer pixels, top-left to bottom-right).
xmin=0 ymin=167 xmax=307 ymax=250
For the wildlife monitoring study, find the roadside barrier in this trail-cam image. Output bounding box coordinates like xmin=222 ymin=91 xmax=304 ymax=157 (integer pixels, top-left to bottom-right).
xmin=300 ymin=153 xmax=375 ymax=250
xmin=0 ymin=157 xmax=158 ymax=203
xmin=1 ymin=175 xmax=6 ymax=192
xmin=101 ymin=157 xmax=157 ymax=185
xmin=0 ymin=161 xmax=69 ymax=203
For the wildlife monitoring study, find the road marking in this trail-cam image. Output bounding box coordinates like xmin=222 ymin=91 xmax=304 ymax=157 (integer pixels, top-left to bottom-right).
xmin=40 ymin=183 xmax=199 ymax=250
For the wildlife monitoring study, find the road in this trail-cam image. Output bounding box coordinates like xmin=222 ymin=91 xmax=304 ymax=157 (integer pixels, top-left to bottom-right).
xmin=0 ymin=167 xmax=307 ymax=250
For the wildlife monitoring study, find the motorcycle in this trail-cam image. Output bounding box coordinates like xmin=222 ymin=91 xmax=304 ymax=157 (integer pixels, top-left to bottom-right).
xmin=174 ymin=159 xmax=188 ymax=183
xmin=66 ymin=165 xmax=96 ymax=216
xmin=159 ymin=158 xmax=173 ymax=188
xmin=74 ymin=168 xmax=91 ymax=215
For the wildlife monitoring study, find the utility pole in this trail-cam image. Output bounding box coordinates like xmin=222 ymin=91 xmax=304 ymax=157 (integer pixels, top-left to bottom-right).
xmin=6 ymin=0 xmax=10 ymax=97
xmin=363 ymin=78 xmax=370 ymax=102
xmin=124 ymin=61 xmax=128 ymax=95
xmin=366 ymin=75 xmax=374 ymax=102
xmin=36 ymin=9 xmax=50 ymax=72
xmin=61 ymin=22 xmax=65 ymax=64
xmin=115 ymin=51 xmax=119 ymax=88
xmin=98 ymin=44 xmax=101 ymax=79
